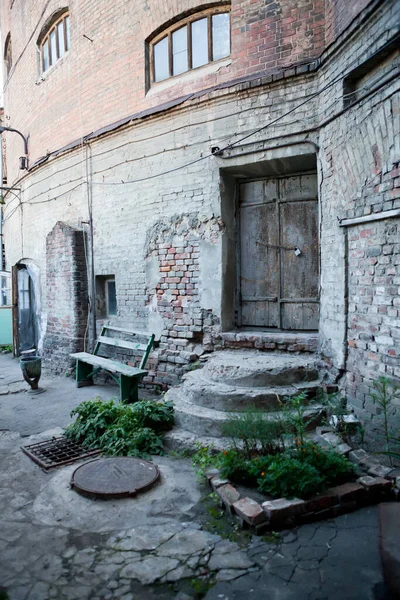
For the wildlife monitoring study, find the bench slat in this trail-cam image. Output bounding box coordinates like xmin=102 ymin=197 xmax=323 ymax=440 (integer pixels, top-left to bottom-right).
xmin=104 ymin=325 xmax=159 ymax=340
xmin=70 ymin=352 xmax=147 ymax=377
xmin=97 ymin=336 xmax=147 ymax=352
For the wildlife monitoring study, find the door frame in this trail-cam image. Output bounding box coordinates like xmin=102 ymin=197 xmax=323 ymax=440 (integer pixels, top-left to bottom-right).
xmin=235 ymin=170 xmax=320 ymax=331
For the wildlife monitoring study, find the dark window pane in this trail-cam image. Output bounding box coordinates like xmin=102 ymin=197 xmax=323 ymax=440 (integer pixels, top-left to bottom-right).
xmin=154 ymin=37 xmax=169 ymax=82
xmin=43 ymin=40 xmax=49 ymax=71
xmin=58 ymin=21 xmax=65 ymax=56
xmin=50 ymin=30 xmax=57 ymax=64
xmin=191 ymin=18 xmax=208 ymax=68
xmin=172 ymin=26 xmax=188 ymax=75
xmin=212 ymin=13 xmax=230 ymax=61
xmin=65 ymin=15 xmax=70 ymax=50
xmin=107 ymin=280 xmax=117 ymax=315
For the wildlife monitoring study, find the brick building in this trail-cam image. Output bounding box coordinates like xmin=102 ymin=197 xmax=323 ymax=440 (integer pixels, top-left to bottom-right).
xmin=0 ymin=0 xmax=399 ymax=423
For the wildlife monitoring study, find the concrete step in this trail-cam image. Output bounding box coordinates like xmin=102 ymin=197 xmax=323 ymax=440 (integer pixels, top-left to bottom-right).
xmin=200 ymin=350 xmax=319 ymax=387
xmin=169 ymin=388 xmax=325 ymax=437
xmin=179 ymin=369 xmax=322 ymax=411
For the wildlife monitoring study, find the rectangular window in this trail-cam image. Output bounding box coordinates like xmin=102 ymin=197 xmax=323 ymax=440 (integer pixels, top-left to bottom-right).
xmin=65 ymin=15 xmax=70 ymax=50
xmin=50 ymin=29 xmax=57 ymax=66
xmin=191 ymin=18 xmax=208 ymax=68
xmin=42 ymin=40 xmax=49 ymax=72
xmin=212 ymin=13 xmax=230 ymax=61
xmin=154 ymin=36 xmax=169 ymax=82
xmin=58 ymin=21 xmax=65 ymax=57
xmin=96 ymin=275 xmax=117 ymax=318
xmin=172 ymin=26 xmax=188 ymax=76
xmin=106 ymin=279 xmax=117 ymax=316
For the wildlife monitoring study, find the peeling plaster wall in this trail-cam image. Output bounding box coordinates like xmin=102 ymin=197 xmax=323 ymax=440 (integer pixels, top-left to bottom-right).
xmin=1 ymin=1 xmax=399 ymax=401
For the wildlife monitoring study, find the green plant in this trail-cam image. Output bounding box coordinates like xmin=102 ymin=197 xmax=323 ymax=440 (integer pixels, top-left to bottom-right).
xmin=280 ymin=392 xmax=311 ymax=447
xmin=217 ymin=449 xmax=255 ymax=485
xmin=371 ymin=377 xmax=400 ymax=465
xmin=296 ymin=441 xmax=354 ymax=486
xmin=252 ymin=442 xmax=354 ymax=499
xmin=130 ymin=400 xmax=174 ymax=432
xmin=220 ymin=408 xmax=286 ymax=458
xmin=191 ymin=443 xmax=217 ymax=480
xmin=319 ymin=391 xmax=348 ymax=431
xmin=257 ymin=454 xmax=324 ymax=498
xmin=378 ymin=435 xmax=400 ymax=462
xmin=0 ymin=344 xmax=12 ymax=353
xmin=99 ymin=426 xmax=164 ymax=457
xmin=64 ymin=397 xmax=173 ymax=458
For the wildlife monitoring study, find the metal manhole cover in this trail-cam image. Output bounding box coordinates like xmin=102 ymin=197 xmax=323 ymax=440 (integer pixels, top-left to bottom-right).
xmin=22 ymin=436 xmax=101 ymax=469
xmin=71 ymin=457 xmax=160 ymax=499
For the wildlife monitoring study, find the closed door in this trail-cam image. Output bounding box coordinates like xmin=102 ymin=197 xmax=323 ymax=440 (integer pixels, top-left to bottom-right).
xmin=239 ymin=174 xmax=319 ymax=330
xmin=17 ymin=267 xmax=38 ymax=353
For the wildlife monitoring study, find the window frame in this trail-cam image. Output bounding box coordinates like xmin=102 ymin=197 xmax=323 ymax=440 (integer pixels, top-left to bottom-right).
xmin=4 ymin=34 xmax=12 ymax=78
xmin=39 ymin=12 xmax=70 ymax=75
xmin=149 ymin=5 xmax=231 ymax=85
xmin=105 ymin=277 xmax=117 ymax=317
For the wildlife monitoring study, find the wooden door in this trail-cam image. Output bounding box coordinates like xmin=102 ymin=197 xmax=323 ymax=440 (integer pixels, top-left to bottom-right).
xmin=239 ymin=174 xmax=319 ymax=330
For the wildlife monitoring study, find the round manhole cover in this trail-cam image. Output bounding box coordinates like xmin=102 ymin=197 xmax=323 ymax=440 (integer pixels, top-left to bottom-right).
xmin=71 ymin=457 xmax=160 ymax=500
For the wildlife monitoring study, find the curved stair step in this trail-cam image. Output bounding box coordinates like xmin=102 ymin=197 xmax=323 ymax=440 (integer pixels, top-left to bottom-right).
xmin=168 ymin=388 xmax=325 ymax=437
xmin=176 ymin=370 xmax=322 ymax=411
xmin=199 ymin=350 xmax=319 ymax=387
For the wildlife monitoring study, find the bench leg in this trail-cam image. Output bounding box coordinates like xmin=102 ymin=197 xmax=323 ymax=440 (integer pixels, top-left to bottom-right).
xmin=120 ymin=375 xmax=140 ymax=404
xmin=76 ymin=360 xmax=95 ymax=388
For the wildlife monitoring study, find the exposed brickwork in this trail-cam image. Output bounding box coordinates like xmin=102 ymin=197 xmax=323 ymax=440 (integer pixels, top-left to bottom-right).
xmin=42 ymin=222 xmax=88 ymax=374
xmin=144 ymin=213 xmax=223 ymax=387
xmin=1 ymin=0 xmax=373 ymax=182
xmin=1 ymin=0 xmax=399 ymax=420
xmin=346 ymin=218 xmax=400 ymax=416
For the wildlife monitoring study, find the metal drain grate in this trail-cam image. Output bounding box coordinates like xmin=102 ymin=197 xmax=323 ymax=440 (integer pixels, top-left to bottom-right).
xmin=22 ymin=436 xmax=101 ymax=469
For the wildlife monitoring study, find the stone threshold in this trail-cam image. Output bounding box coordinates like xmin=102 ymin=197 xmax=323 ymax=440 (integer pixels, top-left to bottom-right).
xmin=205 ymin=432 xmax=397 ymax=533
xmin=215 ymin=331 xmax=319 ymax=353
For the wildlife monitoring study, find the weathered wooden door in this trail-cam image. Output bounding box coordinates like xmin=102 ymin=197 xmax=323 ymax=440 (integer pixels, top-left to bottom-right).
xmin=239 ymin=174 xmax=319 ymax=330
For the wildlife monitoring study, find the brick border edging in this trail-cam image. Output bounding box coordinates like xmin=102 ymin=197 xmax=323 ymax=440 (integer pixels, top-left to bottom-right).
xmin=205 ymin=435 xmax=398 ymax=532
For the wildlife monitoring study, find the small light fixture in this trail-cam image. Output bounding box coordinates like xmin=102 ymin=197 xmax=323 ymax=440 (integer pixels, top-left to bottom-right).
xmin=0 ymin=125 xmax=29 ymax=170
xmin=211 ymin=146 xmax=223 ymax=156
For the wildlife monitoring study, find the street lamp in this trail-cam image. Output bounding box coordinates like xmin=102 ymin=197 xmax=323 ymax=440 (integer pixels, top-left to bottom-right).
xmin=0 ymin=125 xmax=29 ymax=170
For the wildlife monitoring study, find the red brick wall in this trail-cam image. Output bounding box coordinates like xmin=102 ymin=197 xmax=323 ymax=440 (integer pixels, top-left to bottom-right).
xmin=1 ymin=0 xmax=372 ymax=181
xmin=42 ymin=221 xmax=88 ymax=374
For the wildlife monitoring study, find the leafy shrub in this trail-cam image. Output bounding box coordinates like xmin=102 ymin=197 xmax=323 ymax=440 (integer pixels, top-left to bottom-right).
xmin=220 ymin=408 xmax=286 ymax=458
xmin=99 ymin=426 xmax=164 ymax=457
xmin=191 ymin=444 xmax=217 ymax=480
xmin=297 ymin=442 xmax=354 ymax=486
xmin=217 ymin=449 xmax=255 ymax=485
xmin=280 ymin=392 xmax=311 ymax=446
xmin=258 ymin=455 xmax=325 ymax=498
xmin=131 ymin=400 xmax=174 ymax=432
xmin=64 ymin=397 xmax=173 ymax=458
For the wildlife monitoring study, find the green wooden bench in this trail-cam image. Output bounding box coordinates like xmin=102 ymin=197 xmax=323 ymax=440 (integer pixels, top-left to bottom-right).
xmin=70 ymin=325 xmax=156 ymax=403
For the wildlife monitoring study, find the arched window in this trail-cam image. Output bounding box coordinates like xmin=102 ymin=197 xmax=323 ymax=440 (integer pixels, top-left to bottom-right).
xmin=4 ymin=34 xmax=12 ymax=77
xmin=38 ymin=11 xmax=70 ymax=74
xmin=150 ymin=6 xmax=230 ymax=84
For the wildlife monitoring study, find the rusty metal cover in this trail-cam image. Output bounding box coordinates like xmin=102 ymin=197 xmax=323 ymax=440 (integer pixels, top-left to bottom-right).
xmin=22 ymin=436 xmax=101 ymax=470
xmin=71 ymin=457 xmax=160 ymax=500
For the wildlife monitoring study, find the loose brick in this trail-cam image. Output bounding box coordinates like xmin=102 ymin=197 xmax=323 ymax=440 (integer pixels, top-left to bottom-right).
xmin=217 ymin=484 xmax=241 ymax=512
xmin=232 ymin=497 xmax=267 ymax=526
xmin=327 ymin=482 xmax=366 ymax=504
xmin=262 ymin=498 xmax=306 ymax=522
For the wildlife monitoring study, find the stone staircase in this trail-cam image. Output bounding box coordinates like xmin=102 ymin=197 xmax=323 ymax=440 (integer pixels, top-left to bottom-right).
xmin=164 ymin=349 xmax=327 ymax=450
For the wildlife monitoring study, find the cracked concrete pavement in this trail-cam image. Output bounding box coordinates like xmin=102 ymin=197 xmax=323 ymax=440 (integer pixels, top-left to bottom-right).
xmin=0 ymin=353 xmax=394 ymax=599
